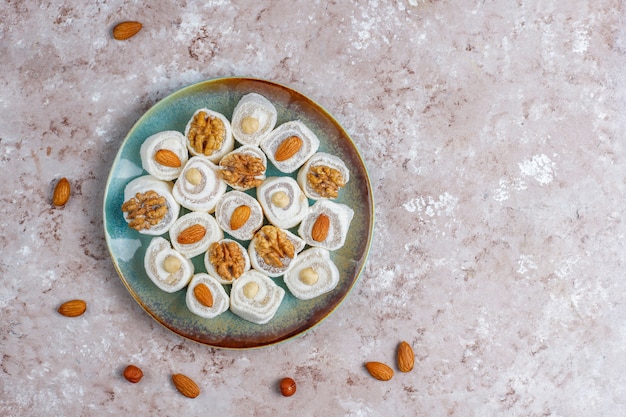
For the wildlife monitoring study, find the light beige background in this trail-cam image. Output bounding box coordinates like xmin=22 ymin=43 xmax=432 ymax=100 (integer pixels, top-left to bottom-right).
xmin=2 ymin=1 xmax=625 ymax=416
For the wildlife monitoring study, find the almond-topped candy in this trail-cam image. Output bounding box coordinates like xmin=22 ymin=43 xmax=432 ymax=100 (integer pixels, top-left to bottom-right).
xmin=260 ymin=121 xmax=320 ymax=173
xmin=274 ymin=135 xmax=303 ymax=161
xmin=193 ymin=283 xmax=214 ymax=307
xmin=311 ymin=214 xmax=330 ymax=242
xmin=154 ymin=149 xmax=182 ymax=168
xmin=170 ymin=211 xmax=224 ymax=259
xmin=230 ymin=205 xmax=251 ymax=230
xmin=177 ymin=224 xmax=207 ymax=245
xmin=185 ymin=274 xmax=229 ymax=319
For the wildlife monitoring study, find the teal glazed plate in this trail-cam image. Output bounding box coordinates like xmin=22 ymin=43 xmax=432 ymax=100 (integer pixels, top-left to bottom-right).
xmin=103 ymin=77 xmax=373 ymax=349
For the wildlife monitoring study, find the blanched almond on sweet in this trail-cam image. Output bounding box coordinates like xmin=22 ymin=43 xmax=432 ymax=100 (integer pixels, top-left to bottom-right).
xmin=193 ymin=283 xmax=214 ymax=308
xmin=365 ymin=362 xmax=394 ymax=381
xmin=274 ymin=135 xmax=303 ymax=161
xmin=177 ymin=224 xmax=207 ymax=244
xmin=172 ymin=373 xmax=200 ymax=398
xmin=311 ymin=214 xmax=330 ymax=242
xmin=57 ymin=299 xmax=87 ymax=317
xmin=154 ymin=149 xmax=182 ymax=168
xmin=52 ymin=177 xmax=71 ymax=206
xmin=230 ymin=205 xmax=251 ymax=230
xmin=397 ymin=341 xmax=415 ymax=373
xmin=113 ymin=21 xmax=143 ymax=40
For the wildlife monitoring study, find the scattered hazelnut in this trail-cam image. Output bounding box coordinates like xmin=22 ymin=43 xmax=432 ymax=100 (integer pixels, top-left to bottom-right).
xmin=123 ymin=365 xmax=143 ymax=383
xmin=241 ymin=116 xmax=259 ymax=134
xmin=279 ymin=377 xmax=296 ymax=397
xmin=163 ymin=255 xmax=181 ymax=273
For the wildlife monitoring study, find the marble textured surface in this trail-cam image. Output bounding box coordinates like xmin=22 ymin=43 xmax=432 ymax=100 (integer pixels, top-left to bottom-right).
xmin=2 ymin=0 xmax=625 ymax=415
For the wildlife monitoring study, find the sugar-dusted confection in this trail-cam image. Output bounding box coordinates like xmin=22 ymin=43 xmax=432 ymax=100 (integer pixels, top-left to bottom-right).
xmin=297 ymin=199 xmax=354 ymax=251
xmin=230 ymin=270 xmax=285 ymax=324
xmin=296 ymin=152 xmax=350 ymax=200
xmin=173 ymin=156 xmax=227 ymax=212
xmin=256 ymin=176 xmax=309 ymax=230
xmin=204 ymin=239 xmax=251 ymax=285
xmin=184 ymin=108 xmax=234 ymax=163
xmin=218 ymin=145 xmax=267 ymax=191
xmin=260 ymin=120 xmax=320 ymax=173
xmin=169 ymin=211 xmax=224 ymax=258
xmin=231 ymin=93 xmax=278 ymax=146
xmin=214 ymin=190 xmax=264 ymax=241
xmin=139 ymin=130 xmax=188 ymax=181
xmin=185 ymin=273 xmax=230 ymax=319
xmin=144 ymin=237 xmax=194 ymax=293
xmin=248 ymin=225 xmax=306 ymax=278
xmin=121 ymin=175 xmax=180 ymax=235
xmin=283 ymin=247 xmax=340 ymax=300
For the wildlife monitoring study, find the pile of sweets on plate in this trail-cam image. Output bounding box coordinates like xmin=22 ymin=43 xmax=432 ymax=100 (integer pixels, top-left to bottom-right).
xmin=121 ymin=93 xmax=354 ymax=325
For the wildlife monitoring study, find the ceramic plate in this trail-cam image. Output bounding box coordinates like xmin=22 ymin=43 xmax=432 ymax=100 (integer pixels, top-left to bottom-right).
xmin=103 ymin=77 xmax=373 ymax=349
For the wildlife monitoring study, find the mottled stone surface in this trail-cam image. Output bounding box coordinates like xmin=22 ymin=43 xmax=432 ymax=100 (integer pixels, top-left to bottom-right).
xmin=2 ymin=0 xmax=626 ymax=416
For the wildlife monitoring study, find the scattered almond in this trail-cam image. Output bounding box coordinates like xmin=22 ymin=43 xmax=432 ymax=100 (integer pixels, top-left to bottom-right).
xmin=57 ymin=299 xmax=87 ymax=317
xmin=311 ymin=214 xmax=330 ymax=242
xmin=193 ymin=283 xmax=214 ymax=308
xmin=365 ymin=362 xmax=394 ymax=381
xmin=397 ymin=341 xmax=415 ymax=373
xmin=230 ymin=205 xmax=251 ymax=230
xmin=113 ymin=21 xmax=143 ymax=40
xmin=123 ymin=365 xmax=143 ymax=383
xmin=172 ymin=373 xmax=200 ymax=398
xmin=154 ymin=149 xmax=182 ymax=168
xmin=52 ymin=177 xmax=71 ymax=207
xmin=274 ymin=135 xmax=303 ymax=161
xmin=177 ymin=224 xmax=206 ymax=244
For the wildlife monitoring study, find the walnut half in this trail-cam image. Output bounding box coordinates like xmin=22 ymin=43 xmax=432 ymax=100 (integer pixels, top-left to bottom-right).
xmin=307 ymin=165 xmax=346 ymax=199
xmin=253 ymin=225 xmax=295 ymax=268
xmin=121 ymin=190 xmax=168 ymax=231
xmin=208 ymin=241 xmax=246 ymax=282
xmin=219 ymin=153 xmax=265 ymax=189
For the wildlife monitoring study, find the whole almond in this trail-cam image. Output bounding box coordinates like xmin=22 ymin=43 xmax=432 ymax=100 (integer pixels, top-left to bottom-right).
xmin=230 ymin=205 xmax=251 ymax=230
xmin=113 ymin=21 xmax=143 ymax=40
xmin=52 ymin=177 xmax=71 ymax=206
xmin=177 ymin=224 xmax=206 ymax=244
xmin=365 ymin=362 xmax=394 ymax=381
xmin=123 ymin=365 xmax=143 ymax=383
xmin=397 ymin=341 xmax=415 ymax=373
xmin=57 ymin=299 xmax=87 ymax=317
xmin=274 ymin=135 xmax=303 ymax=162
xmin=193 ymin=283 xmax=214 ymax=308
xmin=154 ymin=149 xmax=182 ymax=168
xmin=311 ymin=214 xmax=330 ymax=242
xmin=172 ymin=373 xmax=200 ymax=398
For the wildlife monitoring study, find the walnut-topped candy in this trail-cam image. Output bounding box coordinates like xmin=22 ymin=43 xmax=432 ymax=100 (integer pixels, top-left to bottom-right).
xmin=219 ymin=147 xmax=267 ymax=190
xmin=187 ymin=111 xmax=225 ymax=156
xmin=307 ymin=165 xmax=346 ymax=199
xmin=121 ymin=190 xmax=168 ymax=231
xmin=252 ymin=225 xmax=295 ymax=268
xmin=208 ymin=241 xmax=246 ymax=282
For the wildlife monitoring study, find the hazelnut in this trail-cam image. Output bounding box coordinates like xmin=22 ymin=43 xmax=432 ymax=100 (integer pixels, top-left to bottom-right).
xmin=271 ymin=191 xmax=290 ymax=208
xmin=123 ymin=365 xmax=143 ymax=383
xmin=163 ymin=255 xmax=181 ymax=273
xmin=243 ymin=281 xmax=259 ymax=299
xmin=279 ymin=377 xmax=296 ymax=397
xmin=241 ymin=116 xmax=259 ymax=134
xmin=299 ymin=267 xmax=319 ymax=286
xmin=185 ymin=167 xmax=203 ymax=185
